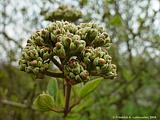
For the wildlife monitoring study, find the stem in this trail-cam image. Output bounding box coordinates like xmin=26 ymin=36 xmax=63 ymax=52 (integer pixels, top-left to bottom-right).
xmin=63 ymin=83 xmax=71 ymax=118
xmin=45 ymin=71 xmax=64 ymax=78
xmin=1 ymin=99 xmax=35 ymax=110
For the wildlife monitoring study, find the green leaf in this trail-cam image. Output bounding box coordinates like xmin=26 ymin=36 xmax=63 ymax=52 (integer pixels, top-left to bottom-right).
xmin=79 ymin=77 xmax=103 ymax=98
xmin=47 ymin=78 xmax=58 ymax=99
xmin=72 ymin=97 xmax=93 ymax=112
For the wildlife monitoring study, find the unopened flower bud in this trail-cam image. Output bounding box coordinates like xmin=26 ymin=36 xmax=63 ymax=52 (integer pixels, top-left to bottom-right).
xmin=75 ymin=75 xmax=81 ymax=82
xmin=33 ymin=67 xmax=39 ymax=74
xmin=25 ymin=66 xmax=32 ymax=73
xmin=83 ymin=57 xmax=90 ymax=64
xmin=70 ymin=42 xmax=76 ymax=50
xmin=19 ymin=64 xmax=26 ymax=71
xmin=30 ymin=60 xmax=37 ymax=66
xmin=69 ymin=72 xmax=75 ymax=79
xmin=43 ymin=52 xmax=50 ymax=60
xmin=80 ymin=70 xmax=89 ymax=79
xmin=98 ymin=58 xmax=106 ymax=65
xmin=55 ymin=42 xmax=63 ymax=49
xmin=33 ymin=93 xmax=55 ymax=112
xmin=37 ymin=61 xmax=42 ymax=67
xmin=93 ymin=58 xmax=99 ymax=66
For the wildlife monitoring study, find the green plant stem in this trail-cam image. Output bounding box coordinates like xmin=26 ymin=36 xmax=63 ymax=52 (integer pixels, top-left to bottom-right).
xmin=63 ymin=82 xmax=71 ymax=118
xmin=1 ymin=99 xmax=35 ymax=110
xmin=45 ymin=71 xmax=64 ymax=78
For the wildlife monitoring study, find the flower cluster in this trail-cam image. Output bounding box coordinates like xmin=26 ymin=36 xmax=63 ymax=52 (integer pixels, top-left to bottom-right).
xmin=19 ymin=21 xmax=116 ymax=83
xmin=82 ymin=47 xmax=116 ymax=78
xmin=76 ymin=23 xmax=111 ymax=48
xmin=64 ymin=59 xmax=89 ymax=84
xmin=44 ymin=5 xmax=82 ymax=22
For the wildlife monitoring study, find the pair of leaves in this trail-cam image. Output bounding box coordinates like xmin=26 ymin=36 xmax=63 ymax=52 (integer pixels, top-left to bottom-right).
xmin=34 ymin=77 xmax=103 ymax=112
xmin=33 ymin=93 xmax=55 ymax=112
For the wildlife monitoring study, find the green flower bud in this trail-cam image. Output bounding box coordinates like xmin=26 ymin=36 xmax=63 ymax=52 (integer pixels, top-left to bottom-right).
xmin=37 ymin=61 xmax=42 ymax=67
xmin=86 ymin=29 xmax=98 ymax=40
xmin=29 ymin=52 xmax=36 ymax=59
xmin=62 ymin=37 xmax=71 ymax=48
xmin=75 ymin=75 xmax=81 ymax=82
xmin=55 ymin=42 xmax=63 ymax=49
xmin=105 ymin=37 xmax=110 ymax=42
xmin=105 ymin=43 xmax=111 ymax=48
xmin=19 ymin=59 xmax=26 ymax=64
xmin=80 ymin=65 xmax=85 ymax=72
xmin=37 ymin=57 xmax=43 ymax=61
xmin=93 ymin=57 xmax=99 ymax=66
xmin=107 ymin=71 xmax=114 ymax=76
xmin=30 ymin=60 xmax=38 ymax=66
xmin=56 ymin=48 xmax=66 ymax=58
xmin=41 ymin=29 xmax=49 ymax=39
xmin=23 ymin=52 xmax=30 ymax=60
xmin=96 ymin=66 xmax=100 ymax=71
xmin=25 ymin=66 xmax=32 ymax=73
xmin=43 ymin=52 xmax=50 ymax=60
xmin=77 ymin=40 xmax=86 ymax=52
xmin=83 ymin=57 xmax=90 ymax=64
xmin=111 ymin=64 xmax=116 ymax=69
xmin=102 ymin=32 xmax=109 ymax=38
xmin=50 ymin=33 xmax=56 ymax=42
xmin=101 ymin=63 xmax=109 ymax=71
xmin=33 ymin=93 xmax=55 ymax=112
xmin=103 ymin=55 xmax=110 ymax=61
xmin=70 ymin=42 xmax=76 ymax=50
xmin=43 ymin=63 xmax=49 ymax=70
xmin=98 ymin=58 xmax=106 ymax=65
xmin=72 ymin=67 xmax=81 ymax=74
xmin=19 ymin=64 xmax=26 ymax=71
xmin=80 ymin=70 xmax=89 ymax=80
xmin=33 ymin=67 xmax=39 ymax=74
xmin=34 ymin=36 xmax=44 ymax=45
xmin=69 ymin=72 xmax=75 ymax=79
xmin=85 ymin=52 xmax=91 ymax=57
xmin=39 ymin=67 xmax=45 ymax=72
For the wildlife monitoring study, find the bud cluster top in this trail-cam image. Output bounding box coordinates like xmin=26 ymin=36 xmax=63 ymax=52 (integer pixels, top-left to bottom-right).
xmin=19 ymin=21 xmax=117 ymax=83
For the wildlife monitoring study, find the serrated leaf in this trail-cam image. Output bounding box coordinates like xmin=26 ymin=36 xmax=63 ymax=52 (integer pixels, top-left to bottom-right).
xmin=79 ymin=77 xmax=103 ymax=98
xmin=47 ymin=78 xmax=58 ymax=99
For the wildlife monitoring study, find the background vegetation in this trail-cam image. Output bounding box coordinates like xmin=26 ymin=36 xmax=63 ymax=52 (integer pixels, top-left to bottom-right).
xmin=0 ymin=0 xmax=160 ymax=119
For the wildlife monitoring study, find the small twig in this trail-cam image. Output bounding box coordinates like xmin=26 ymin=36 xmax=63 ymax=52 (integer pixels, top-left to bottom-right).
xmin=1 ymin=31 xmax=23 ymax=49
xmin=44 ymin=70 xmax=64 ymax=78
xmin=1 ymin=99 xmax=35 ymax=110
xmin=50 ymin=108 xmax=64 ymax=113
xmin=1 ymin=99 xmax=64 ymax=113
